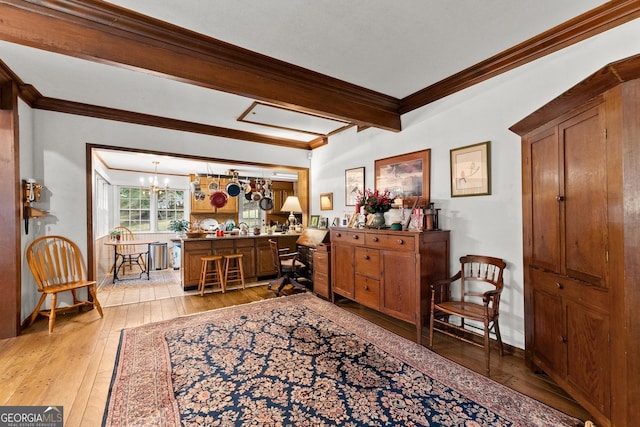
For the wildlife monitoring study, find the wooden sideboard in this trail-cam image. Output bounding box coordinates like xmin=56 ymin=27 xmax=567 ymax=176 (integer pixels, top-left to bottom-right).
xmin=330 ymin=227 xmax=450 ymax=343
xmin=180 ymin=234 xmax=298 ymax=289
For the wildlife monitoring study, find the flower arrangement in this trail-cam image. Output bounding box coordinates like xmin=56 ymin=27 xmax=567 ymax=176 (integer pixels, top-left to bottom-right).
xmin=357 ymin=188 xmax=396 ymax=214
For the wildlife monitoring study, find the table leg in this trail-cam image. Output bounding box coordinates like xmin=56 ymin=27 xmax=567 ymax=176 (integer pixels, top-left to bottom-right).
xmin=146 ymin=243 xmax=151 ymax=280
xmin=112 ymin=245 xmax=118 ymax=283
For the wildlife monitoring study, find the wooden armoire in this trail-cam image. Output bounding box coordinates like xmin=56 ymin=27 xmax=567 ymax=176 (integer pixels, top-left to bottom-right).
xmin=510 ymin=54 xmax=640 ymax=427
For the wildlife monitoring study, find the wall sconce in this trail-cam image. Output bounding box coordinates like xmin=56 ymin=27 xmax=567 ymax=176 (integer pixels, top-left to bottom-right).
xmin=23 ymin=178 xmax=47 ymax=234
xmin=320 ymin=192 xmax=333 ymax=210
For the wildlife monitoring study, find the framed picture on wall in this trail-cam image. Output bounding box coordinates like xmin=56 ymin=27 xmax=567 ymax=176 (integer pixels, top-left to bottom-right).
xmin=450 ymin=141 xmax=491 ymax=197
xmin=375 ymin=149 xmax=430 ymax=207
xmin=345 ymin=167 xmax=365 ymax=206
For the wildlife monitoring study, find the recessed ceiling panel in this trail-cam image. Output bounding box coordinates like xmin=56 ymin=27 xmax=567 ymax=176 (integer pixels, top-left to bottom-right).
xmin=239 ymin=102 xmax=352 ymax=136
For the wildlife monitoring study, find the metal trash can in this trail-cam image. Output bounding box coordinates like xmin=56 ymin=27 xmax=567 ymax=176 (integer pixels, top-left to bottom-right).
xmin=149 ymin=242 xmax=168 ymax=270
xmin=171 ymin=241 xmax=181 ymax=270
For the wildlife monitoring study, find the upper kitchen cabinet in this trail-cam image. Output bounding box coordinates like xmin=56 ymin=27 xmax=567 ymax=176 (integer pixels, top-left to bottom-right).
xmin=190 ymin=175 xmax=238 ymax=214
xmin=510 ymin=53 xmax=640 ymax=427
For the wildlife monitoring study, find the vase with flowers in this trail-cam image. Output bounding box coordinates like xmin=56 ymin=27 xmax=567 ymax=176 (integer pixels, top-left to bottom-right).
xmin=356 ymin=188 xmax=396 ymax=228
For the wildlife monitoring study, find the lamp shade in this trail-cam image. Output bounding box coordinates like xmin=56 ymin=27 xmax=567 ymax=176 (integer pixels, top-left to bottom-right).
xmin=281 ymin=196 xmax=302 ymax=213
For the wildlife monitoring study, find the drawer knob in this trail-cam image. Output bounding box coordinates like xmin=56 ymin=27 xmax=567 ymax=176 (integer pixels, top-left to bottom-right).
xmin=336 ymin=233 xmax=342 ymax=237
xmin=556 ymin=282 xmax=563 ymax=290
xmin=558 ymin=335 xmax=566 ymax=343
xmin=398 ymin=239 xmax=404 ymax=245
xmin=364 ymin=255 xmax=370 ymax=260
xmin=364 ymin=285 xmax=369 ymax=290
xmin=372 ymin=237 xmax=379 ymax=242
xmin=352 ymin=235 xmax=359 ymax=240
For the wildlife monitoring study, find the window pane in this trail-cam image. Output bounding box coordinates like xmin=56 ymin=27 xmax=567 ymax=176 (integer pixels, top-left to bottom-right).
xmin=157 ymin=189 xmax=185 ymax=231
xmin=119 ymin=186 xmax=151 ymax=232
xmin=239 ymin=198 xmax=263 ymax=228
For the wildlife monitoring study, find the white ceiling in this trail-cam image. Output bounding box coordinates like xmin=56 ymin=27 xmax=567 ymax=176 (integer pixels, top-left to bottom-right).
xmin=0 ymin=0 xmax=607 ymax=175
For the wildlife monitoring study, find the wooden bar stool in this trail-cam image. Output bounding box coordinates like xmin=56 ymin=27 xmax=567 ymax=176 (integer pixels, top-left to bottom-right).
xmin=224 ymin=253 xmax=246 ymax=290
xmin=199 ymin=255 xmax=225 ymax=296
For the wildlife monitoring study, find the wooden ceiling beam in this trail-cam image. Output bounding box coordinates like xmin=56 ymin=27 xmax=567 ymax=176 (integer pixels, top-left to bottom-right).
xmin=0 ymin=0 xmax=402 ymax=132
xmin=34 ymin=97 xmax=313 ymax=150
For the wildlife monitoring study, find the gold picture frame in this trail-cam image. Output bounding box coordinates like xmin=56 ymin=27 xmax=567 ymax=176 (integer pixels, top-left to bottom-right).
xmin=320 ymin=192 xmax=333 ymax=210
xmin=375 ymin=149 xmax=431 ymax=206
xmin=450 ymin=141 xmax=491 ymax=197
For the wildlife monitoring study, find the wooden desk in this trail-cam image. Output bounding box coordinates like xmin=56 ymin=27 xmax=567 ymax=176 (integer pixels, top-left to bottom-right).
xmin=104 ymin=239 xmax=158 ymax=283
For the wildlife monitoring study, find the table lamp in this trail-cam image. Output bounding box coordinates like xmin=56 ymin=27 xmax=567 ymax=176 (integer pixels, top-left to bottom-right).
xmin=281 ymin=196 xmax=303 ymax=232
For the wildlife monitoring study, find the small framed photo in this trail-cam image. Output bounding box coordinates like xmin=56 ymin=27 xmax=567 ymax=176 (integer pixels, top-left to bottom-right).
xmin=450 ymin=141 xmax=491 ymax=197
xmin=310 ymin=215 xmax=320 ymax=228
xmin=332 ymin=217 xmax=340 ymax=227
xmin=347 ymin=213 xmax=358 ymax=228
xmin=345 ymin=167 xmax=365 ymax=206
xmin=318 ymin=217 xmax=328 ymax=229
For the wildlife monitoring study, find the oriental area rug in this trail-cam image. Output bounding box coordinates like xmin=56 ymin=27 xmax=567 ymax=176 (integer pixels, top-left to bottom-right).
xmin=103 ymin=294 xmax=581 ymax=427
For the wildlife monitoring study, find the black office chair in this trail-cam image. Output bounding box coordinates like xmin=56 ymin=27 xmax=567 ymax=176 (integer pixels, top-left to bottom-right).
xmin=267 ymin=239 xmax=308 ymax=296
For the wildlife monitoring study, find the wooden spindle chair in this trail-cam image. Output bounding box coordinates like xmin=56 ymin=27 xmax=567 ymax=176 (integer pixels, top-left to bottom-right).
xmin=26 ymin=235 xmax=104 ymax=333
xmin=429 ymin=254 xmax=506 ymax=375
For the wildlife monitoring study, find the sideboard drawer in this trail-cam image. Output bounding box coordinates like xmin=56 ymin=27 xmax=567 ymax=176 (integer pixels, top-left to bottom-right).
xmin=355 ymin=247 xmax=380 ymax=278
xmin=365 ymin=233 xmax=415 ymax=252
xmin=355 ymin=274 xmax=380 ymax=309
xmin=331 ymin=229 xmax=365 ymax=245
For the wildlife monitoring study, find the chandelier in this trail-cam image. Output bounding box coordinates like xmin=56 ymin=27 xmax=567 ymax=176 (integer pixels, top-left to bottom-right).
xmin=140 ymin=161 xmax=168 ymax=193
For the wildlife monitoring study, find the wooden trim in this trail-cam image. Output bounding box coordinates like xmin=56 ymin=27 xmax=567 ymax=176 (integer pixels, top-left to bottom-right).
xmin=400 ymin=0 xmax=640 ymax=114
xmin=36 ymin=97 xmax=312 ymax=150
xmin=0 ymin=0 xmax=401 ymax=131
xmin=0 ymin=80 xmax=21 ymax=339
xmin=510 ymin=53 xmax=640 ymax=135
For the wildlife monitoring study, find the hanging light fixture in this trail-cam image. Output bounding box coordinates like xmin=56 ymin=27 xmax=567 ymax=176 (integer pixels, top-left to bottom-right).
xmin=140 ymin=161 xmax=169 ymax=194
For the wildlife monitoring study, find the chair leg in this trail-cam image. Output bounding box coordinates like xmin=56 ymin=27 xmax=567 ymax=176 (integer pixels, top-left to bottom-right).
xmin=216 ymin=259 xmax=226 ymax=293
xmin=493 ymin=319 xmax=504 ymax=357
xmin=89 ymin=285 xmax=104 ymax=317
xmin=49 ymin=293 xmax=57 ymax=334
xmin=484 ymin=318 xmax=490 ymax=375
xmin=428 ymin=292 xmax=435 ymax=349
xmin=199 ymin=259 xmax=207 ymax=296
xmin=29 ymin=294 xmax=47 ymax=327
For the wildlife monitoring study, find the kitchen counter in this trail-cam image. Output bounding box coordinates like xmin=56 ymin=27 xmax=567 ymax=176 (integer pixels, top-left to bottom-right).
xmin=181 ymin=231 xmax=299 ymax=241
xmin=180 ymin=232 xmax=300 ymax=289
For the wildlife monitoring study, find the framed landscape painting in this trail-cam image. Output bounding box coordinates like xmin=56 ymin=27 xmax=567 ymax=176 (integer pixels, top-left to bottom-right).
xmin=375 ymin=149 xmax=430 ymax=206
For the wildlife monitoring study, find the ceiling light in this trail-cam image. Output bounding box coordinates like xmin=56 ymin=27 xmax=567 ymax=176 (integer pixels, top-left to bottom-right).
xmin=140 ymin=161 xmax=169 ymax=194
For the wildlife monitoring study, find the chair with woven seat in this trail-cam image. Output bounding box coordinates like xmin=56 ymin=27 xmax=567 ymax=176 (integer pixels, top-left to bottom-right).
xmin=268 ymin=239 xmax=307 ymax=296
xmin=114 ymin=226 xmax=147 ymax=275
xmin=428 ymin=254 xmax=507 ymax=375
xmin=26 ymin=235 xmax=104 ymax=333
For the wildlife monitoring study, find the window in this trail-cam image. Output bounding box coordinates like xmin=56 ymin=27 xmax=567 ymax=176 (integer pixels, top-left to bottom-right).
xmin=239 ymin=197 xmax=263 ymax=228
xmin=157 ymin=189 xmax=185 ymax=231
xmin=119 ymin=187 xmax=185 ymax=232
xmin=95 ymin=173 xmax=111 ymax=237
xmin=119 ymin=187 xmax=151 ymax=231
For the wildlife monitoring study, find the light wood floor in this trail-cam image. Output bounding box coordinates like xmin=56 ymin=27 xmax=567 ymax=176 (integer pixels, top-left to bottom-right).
xmin=0 ymin=279 xmax=591 ymax=426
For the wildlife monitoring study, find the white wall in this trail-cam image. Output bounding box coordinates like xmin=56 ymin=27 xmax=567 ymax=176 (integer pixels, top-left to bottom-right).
xmin=21 ymin=18 xmax=640 ymax=343
xmin=310 ymin=19 xmax=640 ymax=349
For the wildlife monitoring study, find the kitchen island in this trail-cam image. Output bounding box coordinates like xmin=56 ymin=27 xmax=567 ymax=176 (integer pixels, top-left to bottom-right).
xmin=180 ymin=233 xmax=299 ymax=289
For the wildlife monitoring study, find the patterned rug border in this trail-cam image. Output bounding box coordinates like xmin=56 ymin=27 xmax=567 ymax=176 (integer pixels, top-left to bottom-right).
xmin=104 ymin=293 xmax=580 ymax=427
